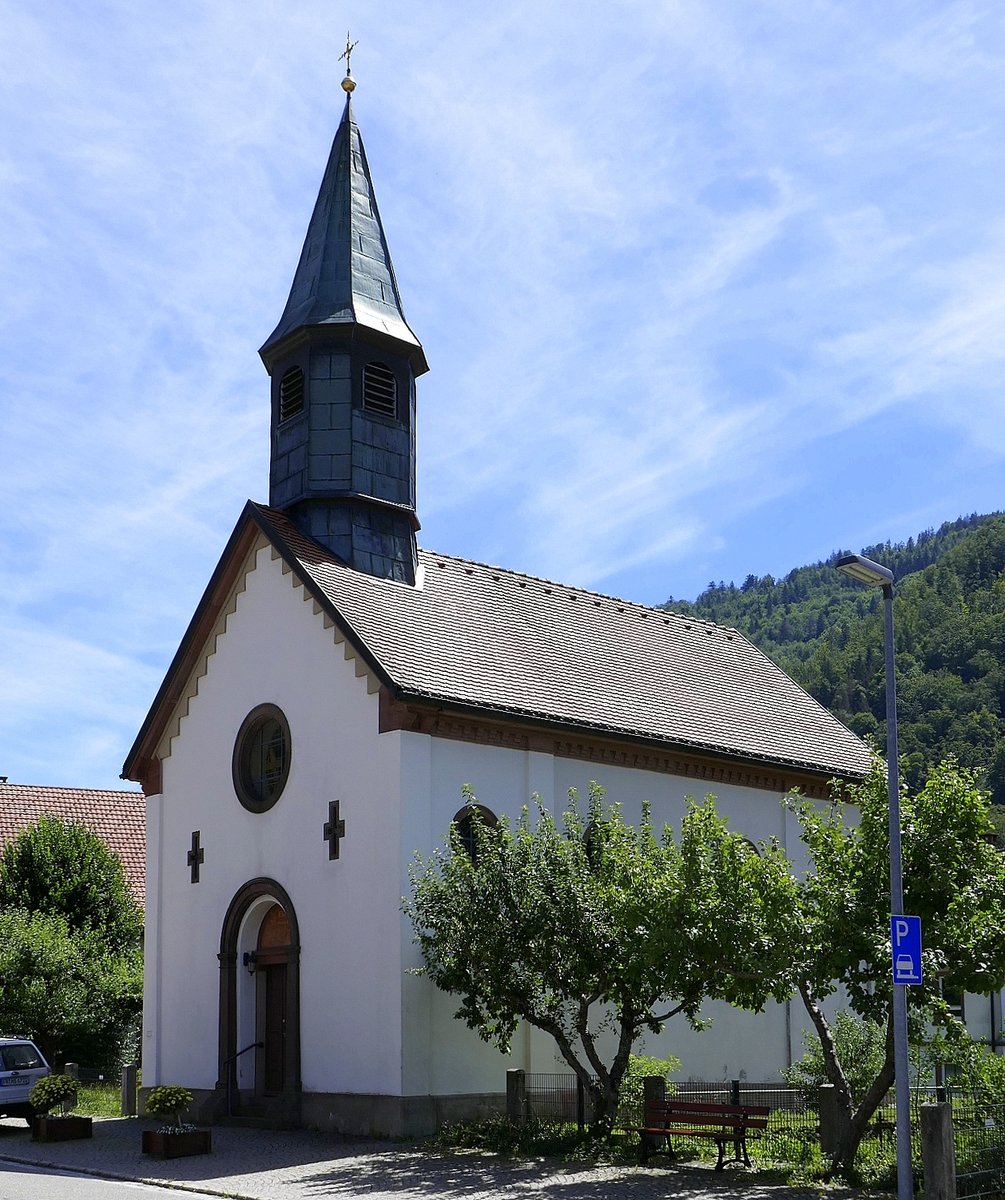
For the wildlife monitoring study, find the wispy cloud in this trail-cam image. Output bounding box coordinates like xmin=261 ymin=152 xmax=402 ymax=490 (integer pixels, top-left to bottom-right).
xmin=3 ymin=0 xmax=1005 ymax=785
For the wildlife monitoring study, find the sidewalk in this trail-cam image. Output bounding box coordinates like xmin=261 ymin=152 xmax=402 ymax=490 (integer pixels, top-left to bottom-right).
xmin=0 ymin=1116 xmax=859 ymax=1199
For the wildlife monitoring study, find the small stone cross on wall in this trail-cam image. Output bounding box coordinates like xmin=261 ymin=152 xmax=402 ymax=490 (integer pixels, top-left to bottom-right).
xmin=324 ymin=801 xmax=346 ymax=860
xmin=187 ymin=830 xmax=204 ymax=883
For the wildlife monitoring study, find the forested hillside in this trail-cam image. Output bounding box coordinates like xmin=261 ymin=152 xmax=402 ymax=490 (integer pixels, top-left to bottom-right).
xmin=664 ymin=513 xmax=1005 ymax=802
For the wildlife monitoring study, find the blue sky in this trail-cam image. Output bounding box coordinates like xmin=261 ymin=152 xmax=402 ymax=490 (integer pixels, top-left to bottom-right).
xmin=2 ymin=1 xmax=1004 ymax=789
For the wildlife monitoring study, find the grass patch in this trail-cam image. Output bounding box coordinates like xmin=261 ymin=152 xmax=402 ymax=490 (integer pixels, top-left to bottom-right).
xmin=429 ymin=1114 xmax=902 ymax=1188
xmin=75 ymin=1083 xmax=125 ymax=1118
xmin=430 ymin=1118 xmax=637 ymax=1163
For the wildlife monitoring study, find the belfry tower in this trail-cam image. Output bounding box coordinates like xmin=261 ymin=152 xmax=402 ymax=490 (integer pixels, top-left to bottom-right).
xmin=259 ymin=64 xmax=428 ymax=584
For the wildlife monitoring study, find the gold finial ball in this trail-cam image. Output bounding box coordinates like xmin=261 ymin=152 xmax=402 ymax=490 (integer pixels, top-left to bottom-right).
xmin=341 ymin=72 xmax=356 ymax=93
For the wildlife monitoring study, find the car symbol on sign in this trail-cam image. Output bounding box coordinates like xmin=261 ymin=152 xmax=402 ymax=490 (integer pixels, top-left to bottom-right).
xmin=895 ymin=954 xmax=914 ymax=979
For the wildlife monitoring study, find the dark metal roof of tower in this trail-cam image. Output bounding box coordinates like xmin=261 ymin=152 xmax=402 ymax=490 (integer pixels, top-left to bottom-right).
xmin=260 ymin=94 xmax=428 ymax=373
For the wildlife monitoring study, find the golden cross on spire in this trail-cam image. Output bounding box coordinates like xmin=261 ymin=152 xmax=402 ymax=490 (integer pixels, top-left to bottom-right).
xmin=339 ymin=31 xmax=359 ymax=93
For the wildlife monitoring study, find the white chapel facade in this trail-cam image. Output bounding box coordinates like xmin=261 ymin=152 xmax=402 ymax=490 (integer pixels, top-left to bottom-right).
xmin=123 ymin=77 xmax=875 ymax=1135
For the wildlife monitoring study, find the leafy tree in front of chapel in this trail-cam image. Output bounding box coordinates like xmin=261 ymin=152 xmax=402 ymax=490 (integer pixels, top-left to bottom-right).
xmin=405 ymin=784 xmax=796 ymax=1129
xmin=786 ymin=758 xmax=1005 ymax=1175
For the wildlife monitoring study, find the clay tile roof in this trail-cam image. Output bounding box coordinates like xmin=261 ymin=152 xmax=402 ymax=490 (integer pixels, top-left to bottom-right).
xmin=253 ymin=504 xmax=871 ymax=781
xmin=0 ymin=782 xmax=145 ymax=907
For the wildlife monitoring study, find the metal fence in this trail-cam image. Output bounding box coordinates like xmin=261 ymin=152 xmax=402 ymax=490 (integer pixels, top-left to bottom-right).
xmin=948 ymin=1096 xmax=1005 ymax=1200
xmin=518 ymin=1074 xmax=817 ymax=1157
xmin=514 ymin=1073 xmax=1005 ymax=1188
xmin=519 ymin=1073 xmax=591 ymax=1130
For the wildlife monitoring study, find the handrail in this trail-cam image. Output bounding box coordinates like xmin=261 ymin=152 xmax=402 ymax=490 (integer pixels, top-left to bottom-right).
xmin=225 ymin=1041 xmax=263 ymax=1118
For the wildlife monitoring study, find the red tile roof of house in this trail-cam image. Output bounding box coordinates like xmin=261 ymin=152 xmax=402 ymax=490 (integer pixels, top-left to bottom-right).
xmin=0 ymin=782 xmax=145 ymax=907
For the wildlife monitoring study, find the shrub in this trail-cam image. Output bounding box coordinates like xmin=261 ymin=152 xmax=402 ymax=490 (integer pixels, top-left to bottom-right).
xmin=783 ymin=1011 xmax=887 ymax=1105
xmin=624 ymin=1052 xmax=680 ymax=1085
xmin=29 ymin=1074 xmax=78 ymax=1116
xmin=145 ymin=1085 xmax=193 ymax=1128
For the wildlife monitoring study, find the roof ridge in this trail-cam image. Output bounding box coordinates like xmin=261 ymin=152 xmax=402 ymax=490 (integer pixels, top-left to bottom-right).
xmin=0 ymin=782 xmax=142 ymax=796
xmin=416 ymin=547 xmax=739 ymax=635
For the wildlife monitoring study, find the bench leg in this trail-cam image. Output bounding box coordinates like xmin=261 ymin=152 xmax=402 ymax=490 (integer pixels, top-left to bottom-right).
xmin=714 ymin=1135 xmax=750 ymax=1170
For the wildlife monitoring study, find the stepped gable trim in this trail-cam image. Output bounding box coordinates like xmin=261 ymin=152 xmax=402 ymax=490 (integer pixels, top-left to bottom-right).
xmin=378 ymin=693 xmax=840 ymax=799
xmin=122 ymin=502 xmax=389 ymax=795
xmin=123 ymin=504 xmax=278 ymax=794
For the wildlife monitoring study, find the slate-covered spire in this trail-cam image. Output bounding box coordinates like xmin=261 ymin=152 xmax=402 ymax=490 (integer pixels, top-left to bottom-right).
xmin=260 ymin=79 xmax=427 ymax=585
xmin=260 ymin=95 xmax=427 ymax=372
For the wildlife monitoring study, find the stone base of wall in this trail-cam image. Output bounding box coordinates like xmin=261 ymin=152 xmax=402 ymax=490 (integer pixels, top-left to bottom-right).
xmin=141 ymin=1086 xmax=505 ymax=1138
xmin=300 ymin=1090 xmax=506 ymax=1137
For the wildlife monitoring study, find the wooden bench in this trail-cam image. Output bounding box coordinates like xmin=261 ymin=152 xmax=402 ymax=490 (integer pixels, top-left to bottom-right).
xmin=621 ymin=1097 xmax=770 ymax=1170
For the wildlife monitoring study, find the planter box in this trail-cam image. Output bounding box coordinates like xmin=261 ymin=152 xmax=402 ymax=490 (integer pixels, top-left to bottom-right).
xmin=32 ymin=1115 xmax=93 ymax=1142
xmin=142 ymin=1128 xmax=212 ymax=1158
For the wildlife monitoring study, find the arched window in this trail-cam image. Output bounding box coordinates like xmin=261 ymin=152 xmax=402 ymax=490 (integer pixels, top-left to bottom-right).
xmin=362 ymin=361 xmax=396 ymax=417
xmin=452 ymin=804 xmax=498 ymax=860
xmin=583 ymin=819 xmax=602 ymax=871
xmin=279 ymin=367 xmax=304 ymax=421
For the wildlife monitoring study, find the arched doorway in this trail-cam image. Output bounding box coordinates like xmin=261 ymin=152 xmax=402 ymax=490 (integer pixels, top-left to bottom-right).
xmin=218 ymin=879 xmax=301 ymax=1123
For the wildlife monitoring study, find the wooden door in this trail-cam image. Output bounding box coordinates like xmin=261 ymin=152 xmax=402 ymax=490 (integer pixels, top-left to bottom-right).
xmin=257 ymin=905 xmax=292 ymax=1096
xmin=262 ymin=962 xmax=287 ymax=1094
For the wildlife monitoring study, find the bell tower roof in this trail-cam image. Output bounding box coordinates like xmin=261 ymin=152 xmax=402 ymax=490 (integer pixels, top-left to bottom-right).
xmin=260 ymin=93 xmax=428 ymax=375
xmin=260 ymin=69 xmax=425 ymax=586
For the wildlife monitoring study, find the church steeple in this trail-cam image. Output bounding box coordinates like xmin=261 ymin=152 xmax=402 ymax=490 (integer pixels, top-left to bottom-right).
xmin=260 ymin=74 xmax=427 ymax=585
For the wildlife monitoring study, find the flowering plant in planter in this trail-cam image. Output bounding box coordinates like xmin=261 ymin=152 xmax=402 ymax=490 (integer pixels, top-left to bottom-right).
xmin=145 ymin=1085 xmax=195 ymax=1131
xmin=29 ymin=1074 xmax=79 ymax=1116
xmin=29 ymin=1075 xmax=92 ymax=1142
xmin=142 ymin=1086 xmax=211 ymax=1158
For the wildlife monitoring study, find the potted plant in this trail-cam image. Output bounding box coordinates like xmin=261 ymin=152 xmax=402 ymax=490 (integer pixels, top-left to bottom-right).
xmin=29 ymin=1074 xmax=93 ymax=1141
xmin=142 ymin=1085 xmax=211 ymax=1158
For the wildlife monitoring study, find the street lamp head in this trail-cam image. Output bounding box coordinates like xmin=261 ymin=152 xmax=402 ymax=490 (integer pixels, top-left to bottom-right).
xmin=835 ymin=553 xmax=894 ymax=588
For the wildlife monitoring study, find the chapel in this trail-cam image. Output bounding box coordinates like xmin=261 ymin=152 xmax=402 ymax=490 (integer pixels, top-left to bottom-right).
xmin=123 ymin=68 xmax=872 ymax=1134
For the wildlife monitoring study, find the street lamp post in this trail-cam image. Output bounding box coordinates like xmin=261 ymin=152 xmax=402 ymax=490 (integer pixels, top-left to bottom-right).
xmin=835 ymin=553 xmax=912 ymax=1200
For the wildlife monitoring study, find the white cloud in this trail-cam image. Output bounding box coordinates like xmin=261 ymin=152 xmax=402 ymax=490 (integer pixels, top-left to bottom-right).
xmin=4 ymin=0 xmax=1005 ymax=783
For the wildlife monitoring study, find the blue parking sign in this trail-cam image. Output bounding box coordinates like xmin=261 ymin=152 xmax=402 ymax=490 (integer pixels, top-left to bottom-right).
xmin=891 ymin=915 xmax=923 ymax=985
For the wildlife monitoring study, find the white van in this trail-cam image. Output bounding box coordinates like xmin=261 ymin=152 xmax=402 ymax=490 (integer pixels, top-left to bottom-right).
xmin=0 ymin=1038 xmax=51 ymax=1124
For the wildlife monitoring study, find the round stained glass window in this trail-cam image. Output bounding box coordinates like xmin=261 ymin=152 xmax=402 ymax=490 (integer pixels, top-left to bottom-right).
xmin=233 ymin=704 xmax=291 ymax=812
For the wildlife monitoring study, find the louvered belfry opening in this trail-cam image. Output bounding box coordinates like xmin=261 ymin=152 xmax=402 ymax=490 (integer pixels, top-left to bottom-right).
xmin=362 ymin=361 xmax=396 ymax=417
xmin=279 ymin=367 xmax=305 ymax=421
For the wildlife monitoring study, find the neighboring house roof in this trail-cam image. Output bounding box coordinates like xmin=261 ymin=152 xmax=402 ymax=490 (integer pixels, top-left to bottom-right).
xmin=124 ymin=501 xmax=871 ymax=790
xmin=0 ymin=782 xmax=145 ymax=906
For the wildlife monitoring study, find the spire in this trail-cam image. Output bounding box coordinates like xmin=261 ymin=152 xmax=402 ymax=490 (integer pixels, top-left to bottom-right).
xmin=260 ymin=93 xmax=427 ymax=374
xmin=260 ymin=71 xmax=426 ymax=586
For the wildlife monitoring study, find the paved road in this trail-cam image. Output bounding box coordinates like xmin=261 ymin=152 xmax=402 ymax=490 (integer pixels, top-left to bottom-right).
xmin=0 ymin=1160 xmax=221 ymax=1199
xmin=0 ymin=1117 xmax=864 ymax=1200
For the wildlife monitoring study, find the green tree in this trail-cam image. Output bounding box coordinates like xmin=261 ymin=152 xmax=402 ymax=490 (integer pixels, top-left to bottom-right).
xmin=0 ymin=818 xmax=143 ymax=1067
xmin=0 ymin=815 xmax=142 ymax=952
xmin=787 ymin=759 xmax=1005 ymax=1175
xmin=0 ymin=909 xmax=141 ymax=1068
xmin=405 ymin=784 xmax=796 ymax=1128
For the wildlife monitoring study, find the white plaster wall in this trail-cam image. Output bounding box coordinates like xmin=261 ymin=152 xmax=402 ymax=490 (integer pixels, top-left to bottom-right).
xmin=147 ymin=545 xmax=403 ymax=1096
xmin=397 ymin=735 xmax=817 ymax=1095
xmin=147 ymin=542 xmax=863 ymax=1105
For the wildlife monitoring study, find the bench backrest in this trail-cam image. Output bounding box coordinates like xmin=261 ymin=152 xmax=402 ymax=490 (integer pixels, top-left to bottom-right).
xmin=642 ymin=1098 xmax=771 ymax=1130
